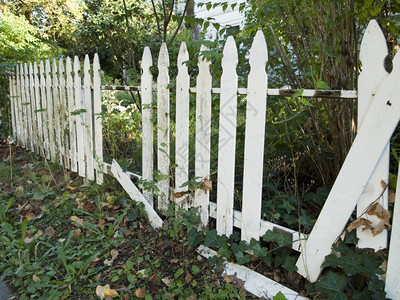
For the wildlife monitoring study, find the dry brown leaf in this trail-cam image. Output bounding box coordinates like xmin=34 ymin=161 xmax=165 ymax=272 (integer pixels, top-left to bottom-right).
xmin=70 ymin=216 xmax=84 ymax=225
xmin=381 ymin=180 xmax=388 ymax=190
xmin=203 ymin=179 xmax=212 ymax=191
xmin=24 ymin=229 xmax=43 ymax=243
xmin=72 ymin=229 xmax=82 ymax=239
xmin=26 ymin=212 xmax=35 ymax=220
xmin=66 ymin=185 xmax=76 ymax=191
xmin=104 ymin=287 xmax=119 ymax=297
xmin=185 ymin=272 xmax=193 ymax=284
xmin=135 ymin=288 xmax=146 ymax=298
xmin=372 ymin=219 xmax=391 ymax=236
xmin=162 ymin=277 xmax=171 ymax=286
xmin=110 ymin=249 xmax=119 ymax=261
xmin=367 ymin=202 xmax=391 ymax=221
xmin=96 ymin=284 xmax=118 ymax=299
xmin=347 ymin=218 xmax=373 ymax=232
xmin=389 ymin=190 xmax=396 ymax=203
xmin=173 ymin=191 xmax=190 ymax=198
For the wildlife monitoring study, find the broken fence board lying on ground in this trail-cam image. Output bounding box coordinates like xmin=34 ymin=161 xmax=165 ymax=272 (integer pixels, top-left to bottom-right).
xmin=111 ymin=160 xmax=163 ymax=229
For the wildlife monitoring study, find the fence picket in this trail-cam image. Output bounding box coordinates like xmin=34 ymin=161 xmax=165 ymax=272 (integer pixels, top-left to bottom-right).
xmin=52 ymin=59 xmax=63 ymax=165
xmin=175 ymin=42 xmax=190 ymax=209
xmin=216 ymin=36 xmax=238 ymax=237
xmin=66 ymin=57 xmax=77 ymax=172
xmin=93 ymin=54 xmax=103 ymax=184
xmin=9 ymin=74 xmax=17 ymax=140
xmin=84 ymin=55 xmax=95 ymax=181
xmin=40 ymin=61 xmax=49 ymax=160
xmin=19 ymin=64 xmax=26 ymax=148
xmin=29 ymin=63 xmax=39 ymax=153
xmin=241 ymin=31 xmax=268 ymax=242
xmin=157 ymin=43 xmax=170 ymax=210
xmin=357 ymin=20 xmax=389 ymax=250
xmin=141 ymin=47 xmax=154 ymax=206
xmin=46 ymin=60 xmax=56 ymax=162
xmin=24 ymin=63 xmax=33 ymax=150
xmin=59 ymin=59 xmax=70 ymax=168
xmin=74 ymin=56 xmax=86 ymax=177
xmin=194 ymin=45 xmax=212 ymax=227
xmin=33 ymin=62 xmax=44 ymax=156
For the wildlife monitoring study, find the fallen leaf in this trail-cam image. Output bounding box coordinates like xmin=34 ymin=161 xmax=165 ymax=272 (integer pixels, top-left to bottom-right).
xmin=24 ymin=229 xmax=43 ymax=243
xmin=347 ymin=218 xmax=373 ymax=232
xmin=135 ymin=288 xmax=146 ymax=298
xmin=26 ymin=212 xmax=35 ymax=220
xmin=32 ymin=274 xmax=40 ymax=282
xmin=96 ymin=284 xmax=118 ymax=299
xmin=104 ymin=259 xmax=113 ymax=266
xmin=203 ymin=178 xmax=212 ymax=191
xmin=66 ymin=185 xmax=76 ymax=191
xmin=372 ymin=219 xmax=391 ymax=236
xmin=45 ymin=226 xmax=56 ymax=238
xmin=162 ymin=277 xmax=171 ymax=286
xmin=110 ymin=249 xmax=119 ymax=261
xmin=185 ymin=272 xmax=193 ymax=284
xmin=70 ymin=216 xmax=84 ymax=225
xmin=72 ymin=229 xmax=82 ymax=238
xmin=84 ymin=202 xmax=96 ymax=212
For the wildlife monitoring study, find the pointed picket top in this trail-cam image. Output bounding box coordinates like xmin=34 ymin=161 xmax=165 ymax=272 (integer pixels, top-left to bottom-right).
xmin=249 ymin=30 xmax=268 ymax=67
xmin=177 ymin=42 xmax=189 ymax=68
xmin=158 ymin=42 xmax=170 ymax=69
xmin=241 ymin=30 xmax=268 ymax=243
xmin=198 ymin=45 xmax=211 ymax=75
xmin=93 ymin=53 xmax=103 ymax=184
xmin=222 ymin=35 xmax=238 ymax=67
xmin=359 ymin=19 xmax=389 ymax=126
xmin=141 ymin=46 xmax=153 ymax=71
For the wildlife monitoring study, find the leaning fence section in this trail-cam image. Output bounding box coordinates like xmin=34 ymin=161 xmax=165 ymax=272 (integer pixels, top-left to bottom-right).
xmin=9 ymin=55 xmax=103 ymax=185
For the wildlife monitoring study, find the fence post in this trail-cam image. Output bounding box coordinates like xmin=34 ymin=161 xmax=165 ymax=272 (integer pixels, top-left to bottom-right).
xmin=241 ymin=31 xmax=268 ymax=242
xmin=357 ymin=20 xmax=389 ymax=250
xmin=93 ymin=54 xmax=103 ymax=184
xmin=24 ymin=63 xmax=33 ymax=150
xmin=157 ymin=43 xmax=170 ymax=211
xmin=141 ymin=47 xmax=154 ymax=206
xmin=9 ymin=72 xmax=17 ymax=141
xmin=59 ymin=59 xmax=69 ymax=168
xmin=46 ymin=60 xmax=56 ymax=162
xmin=175 ymin=42 xmax=190 ymax=209
xmin=216 ymin=36 xmax=238 ymax=237
xmin=33 ymin=62 xmax=44 ymax=157
xmin=194 ymin=45 xmax=212 ymax=227
xmin=29 ymin=63 xmax=39 ymax=154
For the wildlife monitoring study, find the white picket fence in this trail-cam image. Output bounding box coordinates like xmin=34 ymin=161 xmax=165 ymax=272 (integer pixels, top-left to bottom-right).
xmin=9 ymin=20 xmax=400 ymax=298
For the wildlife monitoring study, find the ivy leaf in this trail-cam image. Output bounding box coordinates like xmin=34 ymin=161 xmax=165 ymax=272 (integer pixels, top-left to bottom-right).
xmin=337 ymin=250 xmax=363 ymax=275
xmin=187 ymin=228 xmax=203 ymax=248
xmin=234 ymin=251 xmax=250 ymax=265
xmin=204 ymin=229 xmax=228 ymax=248
xmin=315 ymin=271 xmax=348 ymax=300
xmin=217 ymin=244 xmax=232 ymax=259
xmin=361 ymin=255 xmax=384 ymax=276
xmin=281 ymin=256 xmax=298 ymax=273
xmin=273 ymin=291 xmax=288 ymax=300
xmin=316 ymin=80 xmax=331 ymax=90
xmin=322 ymin=253 xmax=340 ymax=269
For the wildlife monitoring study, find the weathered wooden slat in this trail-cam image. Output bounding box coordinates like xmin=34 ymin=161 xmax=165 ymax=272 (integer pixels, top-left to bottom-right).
xmin=111 ymin=160 xmax=163 ymax=229
xmin=33 ymin=62 xmax=44 ymax=156
xmin=84 ymin=55 xmax=94 ymax=181
xmin=175 ymin=42 xmax=190 ymax=209
xmin=357 ymin=20 xmax=389 ymax=250
xmin=241 ymin=31 xmax=268 ymax=242
xmin=29 ymin=63 xmax=39 ymax=153
xmin=296 ymin=50 xmax=400 ymax=282
xmin=141 ymin=47 xmax=154 ymax=206
xmin=194 ymin=45 xmax=212 ymax=227
xmin=52 ymin=59 xmax=63 ymax=165
xmin=59 ymin=58 xmax=69 ymax=168
xmin=24 ymin=63 xmax=33 ymax=150
xmin=93 ymin=54 xmax=103 ymax=184
xmin=13 ymin=67 xmax=21 ymax=144
xmin=385 ymin=160 xmax=400 ymax=298
xmin=19 ymin=64 xmax=27 ymax=148
xmin=9 ymin=73 xmax=17 ymax=141
xmin=74 ymin=56 xmax=86 ymax=177
xmin=157 ymin=43 xmax=170 ymax=211
xmin=39 ymin=61 xmax=50 ymax=160
xmin=66 ymin=57 xmax=77 ymax=172
xmin=46 ymin=60 xmax=56 ymax=161
xmin=217 ymin=36 xmax=238 ymax=237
